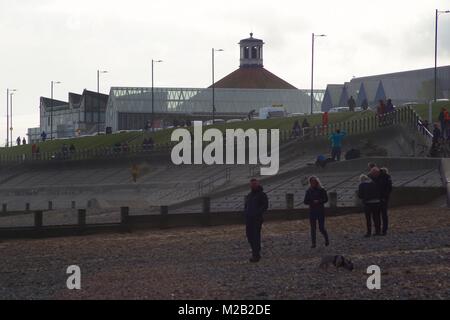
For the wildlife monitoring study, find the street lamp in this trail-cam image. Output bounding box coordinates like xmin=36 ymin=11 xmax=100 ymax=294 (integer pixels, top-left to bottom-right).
xmin=151 ymin=59 xmax=163 ymax=132
xmin=311 ymin=33 xmax=326 ymax=114
xmin=6 ymin=88 xmax=17 ymax=147
xmin=212 ymin=48 xmax=224 ymax=123
xmin=50 ymin=80 xmax=61 ymax=140
xmin=9 ymin=91 xmax=16 ymax=147
xmin=434 ymin=9 xmax=450 ymax=102
xmin=97 ymin=70 xmax=108 ymax=134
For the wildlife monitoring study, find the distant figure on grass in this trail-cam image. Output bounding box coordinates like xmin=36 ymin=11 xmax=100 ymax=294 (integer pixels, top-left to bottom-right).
xmin=361 ymin=99 xmax=369 ymax=111
xmin=329 ymin=129 xmax=346 ymax=161
xmin=22 ymin=137 xmax=26 ymax=145
xmin=41 ymin=131 xmax=47 ymax=142
xmin=303 ymin=176 xmax=330 ymax=249
xmin=16 ymin=136 xmax=21 ymax=146
xmin=358 ymin=174 xmax=382 ymax=237
xmin=386 ymin=99 xmax=394 ymax=113
xmin=370 ymin=167 xmax=393 ymax=236
xmin=347 ymin=96 xmax=356 ymax=112
xmin=131 ymin=164 xmax=139 ymax=183
xmin=432 ymin=123 xmax=441 ymax=144
xmin=291 ymin=120 xmax=301 ymax=138
xmin=244 ymin=178 xmax=269 ymax=263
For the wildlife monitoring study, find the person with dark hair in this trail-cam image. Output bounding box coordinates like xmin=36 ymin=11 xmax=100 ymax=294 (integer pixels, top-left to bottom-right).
xmin=16 ymin=136 xmax=21 ymax=146
xmin=22 ymin=137 xmax=27 ymax=145
xmin=358 ymin=173 xmax=382 ymax=237
xmin=329 ymin=129 xmax=346 ymax=161
xmin=371 ymin=167 xmax=393 ymax=236
xmin=304 ymin=176 xmax=329 ymax=248
xmin=244 ymin=179 xmax=269 ymax=262
xmin=41 ymin=131 xmax=47 ymax=142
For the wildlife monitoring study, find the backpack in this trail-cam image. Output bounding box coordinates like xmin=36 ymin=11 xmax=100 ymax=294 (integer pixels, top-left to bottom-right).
xmin=345 ymin=149 xmax=361 ymax=160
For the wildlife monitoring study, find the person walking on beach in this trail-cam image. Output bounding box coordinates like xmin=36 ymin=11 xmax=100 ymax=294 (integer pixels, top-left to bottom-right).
xmin=369 ymin=167 xmax=392 ymax=236
xmin=244 ymin=178 xmax=269 ymax=263
xmin=358 ymin=174 xmax=382 ymax=237
xmin=303 ymin=176 xmax=330 ymax=248
xmin=131 ymin=164 xmax=139 ymax=183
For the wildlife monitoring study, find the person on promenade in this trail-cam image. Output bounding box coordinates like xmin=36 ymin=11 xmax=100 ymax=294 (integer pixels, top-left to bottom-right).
xmin=329 ymin=129 xmax=346 ymax=161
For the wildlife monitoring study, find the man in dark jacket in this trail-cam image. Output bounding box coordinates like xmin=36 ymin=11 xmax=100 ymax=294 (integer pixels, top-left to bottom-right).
xmin=358 ymin=174 xmax=382 ymax=237
xmin=244 ymin=179 xmax=269 ymax=262
xmin=369 ymin=167 xmax=393 ymax=235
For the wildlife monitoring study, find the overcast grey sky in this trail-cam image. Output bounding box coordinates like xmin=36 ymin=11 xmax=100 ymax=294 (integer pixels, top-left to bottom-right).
xmin=1 ymin=0 xmax=450 ymax=143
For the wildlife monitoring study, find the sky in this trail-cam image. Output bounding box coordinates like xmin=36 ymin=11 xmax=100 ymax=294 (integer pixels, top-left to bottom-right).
xmin=1 ymin=0 xmax=450 ymax=144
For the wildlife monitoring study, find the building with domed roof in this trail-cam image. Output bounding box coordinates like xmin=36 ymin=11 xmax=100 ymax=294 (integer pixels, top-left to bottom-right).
xmin=105 ymin=34 xmax=324 ymax=132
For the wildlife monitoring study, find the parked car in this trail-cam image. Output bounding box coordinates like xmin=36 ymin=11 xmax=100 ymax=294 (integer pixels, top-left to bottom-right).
xmin=226 ymin=119 xmax=243 ymax=123
xmin=329 ymin=107 xmax=350 ymax=113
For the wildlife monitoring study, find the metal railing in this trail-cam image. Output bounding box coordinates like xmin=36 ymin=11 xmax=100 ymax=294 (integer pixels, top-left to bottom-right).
xmin=278 ymin=106 xmax=420 ymax=144
xmin=0 ymin=106 xmax=421 ymax=165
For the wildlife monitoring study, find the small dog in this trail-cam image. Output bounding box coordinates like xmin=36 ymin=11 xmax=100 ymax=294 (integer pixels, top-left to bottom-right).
xmin=319 ymin=255 xmax=354 ymax=271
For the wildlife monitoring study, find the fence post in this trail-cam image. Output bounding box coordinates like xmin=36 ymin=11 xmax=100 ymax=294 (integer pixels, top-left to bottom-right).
xmin=285 ymin=193 xmax=294 ymax=210
xmin=160 ymin=205 xmax=169 ymax=228
xmin=328 ymin=191 xmax=337 ymax=211
xmin=120 ymin=206 xmax=129 ymax=226
xmin=34 ymin=210 xmax=43 ymax=229
xmin=78 ymin=209 xmax=86 ymax=227
xmin=202 ymin=196 xmax=211 ymax=226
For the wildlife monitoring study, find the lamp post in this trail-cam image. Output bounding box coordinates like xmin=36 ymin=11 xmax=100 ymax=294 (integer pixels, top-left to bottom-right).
xmin=311 ymin=33 xmax=326 ymax=114
xmin=212 ymin=48 xmax=224 ymax=124
xmin=434 ymin=9 xmax=450 ymax=102
xmin=50 ymin=80 xmax=61 ymax=140
xmin=97 ymin=70 xmax=108 ymax=134
xmin=6 ymin=88 xmax=16 ymax=147
xmin=151 ymin=59 xmax=162 ymax=132
xmin=9 ymin=91 xmax=15 ymax=147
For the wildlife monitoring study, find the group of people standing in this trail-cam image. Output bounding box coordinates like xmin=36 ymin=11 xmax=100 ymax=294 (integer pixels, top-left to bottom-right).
xmin=243 ymin=162 xmax=392 ymax=262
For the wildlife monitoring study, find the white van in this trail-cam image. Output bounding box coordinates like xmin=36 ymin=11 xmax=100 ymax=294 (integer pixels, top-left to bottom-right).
xmin=259 ymin=106 xmax=286 ymax=119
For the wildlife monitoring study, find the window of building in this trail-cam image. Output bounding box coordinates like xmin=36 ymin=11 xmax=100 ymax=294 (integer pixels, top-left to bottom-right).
xmin=252 ymin=46 xmax=258 ymax=59
xmin=244 ymin=47 xmax=249 ymax=59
